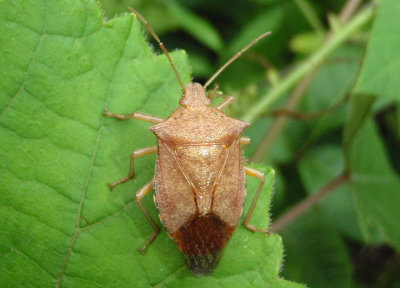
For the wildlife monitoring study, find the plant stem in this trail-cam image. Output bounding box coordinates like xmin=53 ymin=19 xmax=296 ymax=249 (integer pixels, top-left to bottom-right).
xmin=267 ymin=94 xmax=349 ymax=120
xmin=292 ymin=0 xmax=325 ymax=36
xmin=339 ymin=0 xmax=364 ymax=23
xmin=250 ymin=0 xmax=365 ymax=161
xmin=270 ymin=171 xmax=350 ymax=232
xmin=242 ymin=5 xmax=374 ymax=123
xmin=251 ymin=71 xmax=316 ymax=161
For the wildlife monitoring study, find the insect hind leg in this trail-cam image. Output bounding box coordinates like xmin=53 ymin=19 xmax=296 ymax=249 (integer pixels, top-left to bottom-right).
xmin=104 ymin=110 xmax=164 ymax=124
xmin=243 ymin=166 xmax=270 ymax=235
xmin=135 ymin=179 xmax=160 ymax=253
xmin=107 ymin=146 xmax=157 ymax=190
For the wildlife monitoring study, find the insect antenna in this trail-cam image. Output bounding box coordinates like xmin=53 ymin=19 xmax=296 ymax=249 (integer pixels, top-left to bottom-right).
xmin=129 ymin=7 xmax=186 ymax=95
xmin=204 ymin=31 xmax=271 ymax=90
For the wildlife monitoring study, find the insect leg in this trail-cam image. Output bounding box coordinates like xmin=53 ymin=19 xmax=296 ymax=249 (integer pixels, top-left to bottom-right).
xmin=243 ymin=166 xmax=269 ymax=235
xmin=207 ymin=84 xmax=220 ymax=98
xmin=215 ymin=96 xmax=235 ymax=110
xmin=240 ymin=137 xmax=251 ymax=146
xmin=204 ymin=32 xmax=271 ymax=89
xmin=135 ymin=179 xmax=160 ymax=253
xmin=207 ymin=84 xmax=235 ymax=110
xmin=104 ymin=110 xmax=164 ymax=124
xmin=108 ymin=146 xmax=157 ymax=190
xmin=128 ymin=7 xmax=185 ymax=96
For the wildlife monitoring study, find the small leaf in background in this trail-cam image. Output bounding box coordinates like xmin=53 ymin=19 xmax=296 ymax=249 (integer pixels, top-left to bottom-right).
xmin=300 ymin=45 xmax=363 ymax=143
xmin=353 ymin=0 xmax=400 ymax=101
xmin=99 ymin=0 xmax=180 ymax=34
xmin=346 ymin=118 xmax=400 ymax=251
xmin=343 ymin=94 xmax=375 ymax=156
xmin=187 ymin=52 xmax=214 ymax=78
xmin=224 ymin=7 xmax=283 ymax=60
xmin=215 ymin=5 xmax=285 ymax=89
xmin=165 ymin=1 xmax=223 ymax=53
xmin=290 ymin=32 xmax=324 ymax=55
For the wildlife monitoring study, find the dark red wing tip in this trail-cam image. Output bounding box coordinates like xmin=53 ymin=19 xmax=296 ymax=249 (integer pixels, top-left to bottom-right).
xmin=172 ymin=213 xmax=236 ymax=276
xmin=183 ymin=253 xmax=222 ymax=277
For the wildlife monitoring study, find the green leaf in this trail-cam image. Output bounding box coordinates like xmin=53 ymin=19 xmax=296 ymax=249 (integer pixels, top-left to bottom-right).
xmin=0 ymin=1 xmax=306 ymax=287
xmin=290 ymin=32 xmax=324 ymax=54
xmin=249 ymin=0 xmax=279 ymax=4
xmin=165 ymin=1 xmax=223 ymax=52
xmin=343 ymin=94 xmax=375 ymax=160
xmin=99 ymin=0 xmax=180 ymax=34
xmin=298 ymin=144 xmax=363 ymax=240
xmin=301 ymin=45 xmax=363 ymax=143
xmin=187 ymin=52 xmax=214 ymax=78
xmin=346 ymin=118 xmax=400 ymax=251
xmin=353 ymin=0 xmax=400 ymax=101
xmin=243 ymin=116 xmax=303 ymax=164
xmin=281 ymin=210 xmax=352 ymax=288
xmin=224 ymin=6 xmax=283 ymax=61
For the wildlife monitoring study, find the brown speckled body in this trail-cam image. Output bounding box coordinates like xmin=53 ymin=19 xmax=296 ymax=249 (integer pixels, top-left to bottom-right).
xmin=150 ymin=83 xmax=248 ymax=275
xmin=105 ymin=9 xmax=269 ymax=277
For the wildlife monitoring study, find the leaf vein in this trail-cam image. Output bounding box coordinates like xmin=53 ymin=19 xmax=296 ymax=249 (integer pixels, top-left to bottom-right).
xmin=55 ymin=273 xmax=104 ymax=288
xmin=21 ymin=88 xmax=99 ymax=132
xmin=80 ymin=198 xmax=136 ymax=232
xmin=0 ymin=4 xmax=48 ymax=119
xmin=1 ymin=167 xmax=79 ymax=204
xmin=0 ymin=124 xmax=92 ymax=162
xmin=1 ymin=205 xmax=70 ymax=237
xmin=10 ymin=248 xmax=55 ymax=279
xmin=152 ymin=266 xmax=185 ymax=288
xmin=55 ymin=16 xmax=135 ymax=288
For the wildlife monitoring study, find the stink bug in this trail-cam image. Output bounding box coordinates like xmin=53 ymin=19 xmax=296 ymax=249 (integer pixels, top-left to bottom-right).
xmin=105 ymin=7 xmax=271 ymax=276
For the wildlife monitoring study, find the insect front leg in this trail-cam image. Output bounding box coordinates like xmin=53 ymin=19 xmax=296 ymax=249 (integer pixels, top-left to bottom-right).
xmin=207 ymin=83 xmax=220 ymax=98
xmin=135 ymin=179 xmax=161 ymax=253
xmin=104 ymin=110 xmax=164 ymax=124
xmin=243 ymin=166 xmax=269 ymax=235
xmin=240 ymin=137 xmax=251 ymax=146
xmin=207 ymin=84 xmax=235 ymax=110
xmin=108 ymin=146 xmax=157 ymax=190
xmin=215 ymin=95 xmax=235 ymax=110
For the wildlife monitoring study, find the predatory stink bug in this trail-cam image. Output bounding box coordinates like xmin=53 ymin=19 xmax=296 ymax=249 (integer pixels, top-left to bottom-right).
xmin=104 ymin=7 xmax=271 ymax=276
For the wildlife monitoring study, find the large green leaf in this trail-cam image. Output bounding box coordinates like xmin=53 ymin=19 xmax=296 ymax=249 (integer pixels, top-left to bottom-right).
xmin=300 ymin=45 xmax=363 ymax=145
xmin=298 ymin=144 xmax=363 ymax=241
xmin=346 ymin=118 xmax=400 ymax=251
xmin=0 ymin=0 xmax=306 ymax=287
xmin=353 ymin=0 xmax=400 ymax=101
xmin=281 ymin=209 xmax=352 ymax=288
xmin=342 ymin=94 xmax=375 ymax=160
